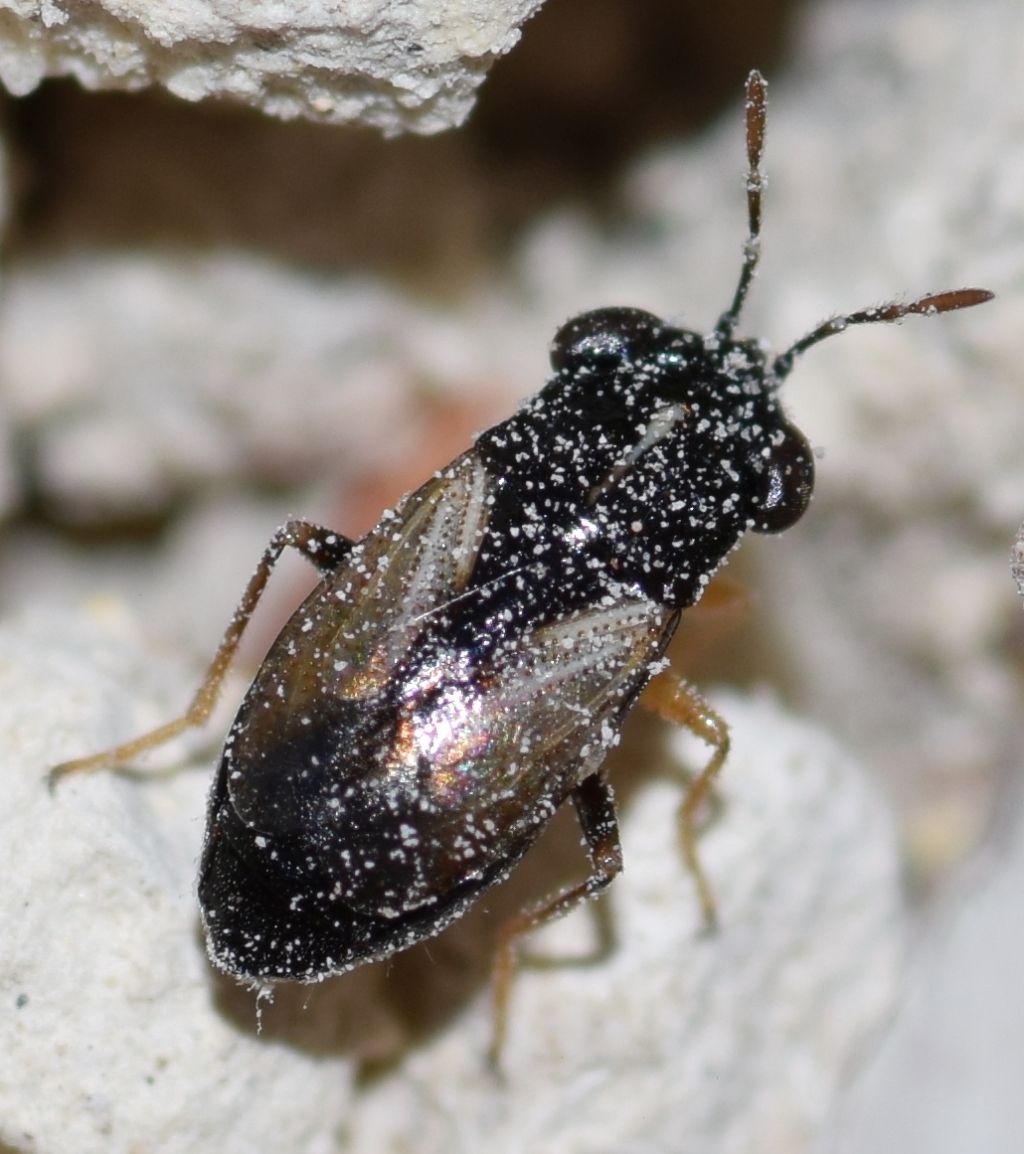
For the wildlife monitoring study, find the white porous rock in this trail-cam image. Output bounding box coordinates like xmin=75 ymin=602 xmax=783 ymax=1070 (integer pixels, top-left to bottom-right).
xmin=0 ymin=0 xmax=546 ymax=134
xmin=0 ymin=610 xmax=902 ymax=1154
xmin=0 ymin=610 xmax=357 ymax=1154
xmin=828 ymin=806 xmax=1024 ymax=1154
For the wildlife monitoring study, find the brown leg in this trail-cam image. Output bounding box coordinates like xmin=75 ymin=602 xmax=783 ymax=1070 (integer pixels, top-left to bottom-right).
xmin=489 ymin=773 xmax=623 ymax=1066
xmin=641 ymin=670 xmax=730 ymax=928
xmin=48 ymin=520 xmax=352 ymax=789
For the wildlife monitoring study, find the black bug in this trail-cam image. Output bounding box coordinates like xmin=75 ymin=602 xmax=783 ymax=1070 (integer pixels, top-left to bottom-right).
xmin=51 ymin=72 xmax=992 ymax=1056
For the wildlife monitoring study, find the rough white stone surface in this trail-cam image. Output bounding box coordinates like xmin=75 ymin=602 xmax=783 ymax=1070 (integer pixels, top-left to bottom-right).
xmin=828 ymin=809 xmax=1024 ymax=1154
xmin=0 ymin=611 xmax=355 ymax=1154
xmin=0 ymin=610 xmax=902 ymax=1154
xmin=0 ymin=0 xmax=546 ymax=133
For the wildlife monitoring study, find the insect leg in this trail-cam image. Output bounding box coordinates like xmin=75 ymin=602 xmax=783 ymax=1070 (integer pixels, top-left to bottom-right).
xmin=48 ymin=519 xmax=353 ymax=788
xmin=641 ymin=670 xmax=730 ymax=928
xmin=488 ymin=773 xmax=623 ymax=1065
xmin=283 ymin=522 xmax=354 ymax=576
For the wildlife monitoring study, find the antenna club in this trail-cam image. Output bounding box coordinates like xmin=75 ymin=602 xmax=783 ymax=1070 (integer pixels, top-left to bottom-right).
xmin=772 ymin=286 xmax=994 ymax=378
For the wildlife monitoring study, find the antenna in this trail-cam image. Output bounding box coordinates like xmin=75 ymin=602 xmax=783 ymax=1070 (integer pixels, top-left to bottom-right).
xmin=713 ymin=70 xmax=993 ymax=369
xmin=772 ymin=288 xmax=994 ymax=381
xmin=716 ymin=70 xmax=767 ymax=339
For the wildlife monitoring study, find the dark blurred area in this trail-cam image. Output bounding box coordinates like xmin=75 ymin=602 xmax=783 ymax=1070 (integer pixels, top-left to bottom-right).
xmin=4 ymin=0 xmax=802 ymax=290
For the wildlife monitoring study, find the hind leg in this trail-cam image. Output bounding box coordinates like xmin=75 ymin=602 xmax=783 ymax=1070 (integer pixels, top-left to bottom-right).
xmin=488 ymin=772 xmax=622 ymax=1066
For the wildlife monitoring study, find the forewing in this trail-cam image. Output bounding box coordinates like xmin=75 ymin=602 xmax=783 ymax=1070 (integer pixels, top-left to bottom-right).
xmin=220 ymin=449 xmax=673 ymax=917
xmin=399 ymin=597 xmax=674 ymax=807
xmin=225 ymin=452 xmax=492 ymax=832
xmin=348 ymin=595 xmax=673 ymax=905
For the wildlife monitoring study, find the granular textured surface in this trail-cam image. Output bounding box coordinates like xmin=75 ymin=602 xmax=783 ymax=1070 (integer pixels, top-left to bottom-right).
xmin=0 ymin=0 xmax=546 ymax=134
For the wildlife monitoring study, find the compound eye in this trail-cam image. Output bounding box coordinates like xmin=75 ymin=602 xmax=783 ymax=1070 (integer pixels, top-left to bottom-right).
xmin=550 ymin=307 xmax=662 ymax=376
xmin=748 ymin=425 xmax=815 ymax=533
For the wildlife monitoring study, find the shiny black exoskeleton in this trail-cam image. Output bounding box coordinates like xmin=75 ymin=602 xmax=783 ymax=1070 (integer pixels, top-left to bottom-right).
xmin=50 ymin=74 xmax=991 ymax=1040
xmin=475 ymin=306 xmax=815 ymax=613
xmin=196 ymin=53 xmax=989 ymax=981
xmin=198 ymin=302 xmax=816 ymax=981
